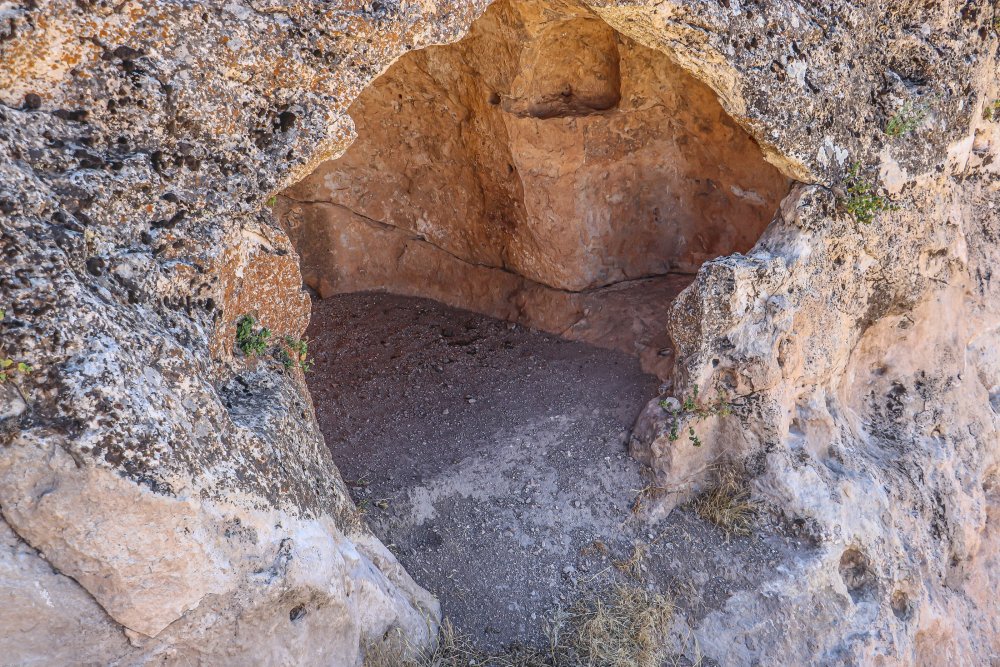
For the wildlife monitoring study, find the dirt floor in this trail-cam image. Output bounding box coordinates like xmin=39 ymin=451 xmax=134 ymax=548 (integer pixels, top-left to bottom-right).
xmin=307 ymin=292 xmax=812 ymax=655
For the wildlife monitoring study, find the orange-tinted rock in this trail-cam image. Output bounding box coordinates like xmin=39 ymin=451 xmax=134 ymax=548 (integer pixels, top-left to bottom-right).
xmin=213 ymin=233 xmax=311 ymax=359
xmin=276 ymin=194 xmax=689 ymax=377
xmin=278 ymin=0 xmax=788 ymax=377
xmin=281 ymin=0 xmax=788 ymax=294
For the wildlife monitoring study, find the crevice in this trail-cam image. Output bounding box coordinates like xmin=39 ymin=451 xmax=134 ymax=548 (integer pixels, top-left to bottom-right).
xmin=279 ymin=194 xmax=698 ymax=296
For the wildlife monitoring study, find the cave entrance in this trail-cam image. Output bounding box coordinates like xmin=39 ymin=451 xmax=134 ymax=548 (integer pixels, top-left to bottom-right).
xmin=276 ymin=0 xmax=789 ymax=379
xmin=276 ymin=0 xmax=789 ymax=649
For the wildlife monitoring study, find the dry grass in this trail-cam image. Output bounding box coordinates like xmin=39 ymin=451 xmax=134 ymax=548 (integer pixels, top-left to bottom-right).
xmin=360 ymin=634 xmax=407 ymax=667
xmin=612 ymin=542 xmax=648 ymax=579
xmin=363 ymin=619 xmax=550 ymax=667
xmin=579 ymin=539 xmax=608 ymax=557
xmin=630 ymin=484 xmax=669 ymax=515
xmin=692 ymin=468 xmax=757 ymax=538
xmin=567 ymin=585 xmax=674 ymax=667
xmin=363 ymin=585 xmax=673 ymax=667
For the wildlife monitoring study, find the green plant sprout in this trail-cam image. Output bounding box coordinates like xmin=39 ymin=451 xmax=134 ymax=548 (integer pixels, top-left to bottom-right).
xmin=235 ymin=314 xmax=271 ymax=356
xmin=844 ymin=162 xmax=897 ymax=225
xmin=983 ymin=99 xmax=1000 ymax=122
xmin=278 ymin=336 xmax=313 ymax=372
xmin=659 ymin=386 xmax=732 ymax=447
xmin=0 ymin=308 xmax=33 ymax=399
xmin=885 ymin=101 xmax=926 ymax=137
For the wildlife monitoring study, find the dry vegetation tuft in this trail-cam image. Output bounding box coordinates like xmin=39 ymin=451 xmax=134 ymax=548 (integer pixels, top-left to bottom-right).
xmin=630 ymin=484 xmax=669 ymax=515
xmin=569 ymin=585 xmax=674 ymax=667
xmin=363 ymin=585 xmax=673 ymax=667
xmin=692 ymin=467 xmax=758 ymax=538
xmin=612 ymin=542 xmax=648 ymax=580
xmin=362 ymin=619 xmax=519 ymax=667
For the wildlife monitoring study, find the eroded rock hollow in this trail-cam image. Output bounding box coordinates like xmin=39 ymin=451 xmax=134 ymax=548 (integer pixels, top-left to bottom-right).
xmin=1 ymin=0 xmax=999 ymax=665
xmin=277 ymin=0 xmax=789 ymax=376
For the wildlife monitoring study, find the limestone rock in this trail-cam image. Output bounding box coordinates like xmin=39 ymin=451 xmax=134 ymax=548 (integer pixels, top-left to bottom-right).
xmin=620 ymin=2 xmax=1000 ymax=662
xmin=277 ymin=0 xmax=788 ymax=377
xmin=0 ymin=1 xmax=471 ymax=663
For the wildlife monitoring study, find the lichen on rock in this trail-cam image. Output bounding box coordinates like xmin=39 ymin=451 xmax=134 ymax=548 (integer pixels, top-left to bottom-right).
xmin=0 ymin=1 xmax=481 ymax=663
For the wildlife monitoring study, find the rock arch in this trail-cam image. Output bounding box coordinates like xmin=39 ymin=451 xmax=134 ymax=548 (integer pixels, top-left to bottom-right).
xmin=277 ymin=0 xmax=789 ymax=377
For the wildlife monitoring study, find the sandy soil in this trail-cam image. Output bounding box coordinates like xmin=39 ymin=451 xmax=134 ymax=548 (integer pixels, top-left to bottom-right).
xmin=306 ymin=292 xmax=812 ymax=653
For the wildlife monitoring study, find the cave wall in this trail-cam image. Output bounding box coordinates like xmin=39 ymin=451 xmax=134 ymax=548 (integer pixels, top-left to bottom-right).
xmin=0 ymin=2 xmax=485 ymax=664
xmin=278 ymin=0 xmax=787 ymax=378
xmin=282 ymin=0 xmax=787 ymax=294
xmin=0 ymin=0 xmax=998 ymax=666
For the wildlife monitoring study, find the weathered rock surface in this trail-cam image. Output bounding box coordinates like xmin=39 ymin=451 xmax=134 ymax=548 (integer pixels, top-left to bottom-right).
xmin=620 ymin=3 xmax=1000 ymax=664
xmin=1 ymin=0 xmax=999 ymax=665
xmin=0 ymin=2 xmax=479 ymax=664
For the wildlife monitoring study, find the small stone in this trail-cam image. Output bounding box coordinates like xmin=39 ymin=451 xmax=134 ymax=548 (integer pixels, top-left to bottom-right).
xmin=85 ymin=257 xmax=105 ymax=276
xmin=113 ymin=45 xmax=144 ymax=60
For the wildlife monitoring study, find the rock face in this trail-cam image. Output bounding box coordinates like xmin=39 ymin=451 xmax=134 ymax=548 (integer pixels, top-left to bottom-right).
xmin=616 ymin=3 xmax=1000 ymax=664
xmin=0 ymin=2 xmax=479 ymax=664
xmin=282 ymin=0 xmax=787 ymax=292
xmin=1 ymin=1 xmax=999 ymax=667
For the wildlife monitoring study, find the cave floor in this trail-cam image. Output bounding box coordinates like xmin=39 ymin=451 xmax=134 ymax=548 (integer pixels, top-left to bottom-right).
xmin=307 ymin=292 xmax=805 ymax=652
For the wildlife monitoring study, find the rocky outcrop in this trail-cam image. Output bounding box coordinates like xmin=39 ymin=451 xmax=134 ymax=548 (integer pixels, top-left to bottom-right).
xmin=0 ymin=2 xmax=474 ymax=664
xmin=1 ymin=0 xmax=999 ymax=666
xmin=621 ymin=3 xmax=1000 ymax=664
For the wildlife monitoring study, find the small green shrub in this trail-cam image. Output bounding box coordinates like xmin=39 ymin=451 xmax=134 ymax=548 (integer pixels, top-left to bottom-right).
xmin=235 ymin=314 xmax=271 ymax=356
xmin=0 ymin=308 xmax=33 ymax=387
xmin=984 ymin=99 xmax=1000 ymax=122
xmin=659 ymin=386 xmax=732 ymax=447
xmin=885 ymin=101 xmax=926 ymax=137
xmin=278 ymin=336 xmax=313 ymax=372
xmin=844 ymin=162 xmax=897 ymax=225
xmin=0 ymin=358 xmax=31 ymax=384
xmin=265 ymin=195 xmax=277 ymax=207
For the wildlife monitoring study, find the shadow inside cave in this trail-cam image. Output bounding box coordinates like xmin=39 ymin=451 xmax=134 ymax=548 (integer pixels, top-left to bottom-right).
xmin=305 ymin=292 xmax=805 ymax=650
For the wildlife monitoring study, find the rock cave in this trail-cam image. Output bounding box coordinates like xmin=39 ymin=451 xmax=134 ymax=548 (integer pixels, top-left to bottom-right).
xmin=276 ymin=1 xmax=795 ymax=648
xmin=1 ymin=0 xmax=999 ymax=665
xmin=277 ymin=0 xmax=790 ymax=377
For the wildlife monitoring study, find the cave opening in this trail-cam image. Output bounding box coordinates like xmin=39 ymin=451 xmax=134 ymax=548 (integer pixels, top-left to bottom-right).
xmin=275 ymin=0 xmax=790 ymax=648
xmin=276 ymin=0 xmax=789 ymax=379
